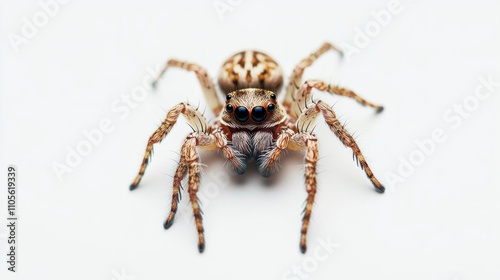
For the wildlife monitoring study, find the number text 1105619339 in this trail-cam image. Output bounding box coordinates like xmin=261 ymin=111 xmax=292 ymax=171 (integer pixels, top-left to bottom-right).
xmin=7 ymin=166 xmax=17 ymax=272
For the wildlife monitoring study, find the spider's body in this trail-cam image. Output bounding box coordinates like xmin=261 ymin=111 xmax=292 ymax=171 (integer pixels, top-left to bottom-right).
xmin=218 ymin=50 xmax=283 ymax=93
xmin=130 ymin=43 xmax=385 ymax=253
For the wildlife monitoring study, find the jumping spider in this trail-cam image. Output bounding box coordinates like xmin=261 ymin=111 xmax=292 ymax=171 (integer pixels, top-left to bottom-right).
xmin=130 ymin=42 xmax=385 ymax=253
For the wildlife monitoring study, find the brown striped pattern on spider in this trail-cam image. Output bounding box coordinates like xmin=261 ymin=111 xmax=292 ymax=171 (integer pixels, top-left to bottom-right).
xmin=130 ymin=42 xmax=385 ymax=253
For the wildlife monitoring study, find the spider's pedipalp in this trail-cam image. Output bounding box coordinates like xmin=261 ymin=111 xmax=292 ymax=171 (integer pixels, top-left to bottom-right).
xmin=213 ymin=129 xmax=247 ymax=174
xmin=257 ymin=128 xmax=294 ymax=177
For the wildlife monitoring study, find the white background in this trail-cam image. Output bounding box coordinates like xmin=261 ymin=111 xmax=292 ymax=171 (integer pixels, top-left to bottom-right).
xmin=1 ymin=0 xmax=500 ymax=279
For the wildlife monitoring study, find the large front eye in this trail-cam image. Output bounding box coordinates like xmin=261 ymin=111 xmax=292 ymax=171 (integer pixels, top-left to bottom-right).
xmin=251 ymin=106 xmax=267 ymax=122
xmin=235 ymin=106 xmax=249 ymax=122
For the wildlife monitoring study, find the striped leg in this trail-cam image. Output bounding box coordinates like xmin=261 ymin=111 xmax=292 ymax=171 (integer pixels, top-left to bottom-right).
xmin=317 ymin=100 xmax=384 ymax=192
xmin=182 ymin=135 xmax=206 ymax=253
xmin=283 ymin=42 xmax=344 ymax=113
xmin=152 ymin=59 xmax=223 ymax=116
xmin=297 ymin=100 xmax=385 ymax=193
xmin=290 ymin=79 xmax=383 ymax=119
xmin=309 ymin=79 xmax=382 ymax=111
xmin=166 ymin=132 xmax=218 ymax=252
xmin=129 ymin=103 xmax=209 ymax=190
xmin=163 ymin=154 xmax=187 ymax=229
xmin=287 ymin=133 xmax=319 ymax=253
xmin=291 ymin=100 xmax=384 ymax=252
xmin=252 ymin=125 xmax=319 ymax=253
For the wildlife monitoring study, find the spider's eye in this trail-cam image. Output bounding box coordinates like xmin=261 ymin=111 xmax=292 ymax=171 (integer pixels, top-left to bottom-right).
xmin=234 ymin=106 xmax=249 ymax=122
xmin=251 ymin=106 xmax=267 ymax=122
xmin=270 ymin=94 xmax=276 ymax=100
xmin=226 ymin=95 xmax=232 ymax=101
xmin=267 ymin=103 xmax=275 ymax=112
xmin=226 ymin=104 xmax=233 ymax=113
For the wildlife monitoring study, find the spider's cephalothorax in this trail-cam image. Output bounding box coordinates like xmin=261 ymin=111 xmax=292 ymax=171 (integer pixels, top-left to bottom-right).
xmin=219 ymin=88 xmax=287 ymax=176
xmin=130 ymin=43 xmax=385 ymax=253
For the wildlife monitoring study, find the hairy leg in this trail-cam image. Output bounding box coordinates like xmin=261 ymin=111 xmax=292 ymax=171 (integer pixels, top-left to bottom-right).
xmin=183 ymin=136 xmax=205 ymax=252
xmin=164 ymin=132 xmax=218 ymax=252
xmin=290 ymin=80 xmax=383 ymax=119
xmin=283 ymin=42 xmax=343 ymax=113
xmin=130 ymin=102 xmax=209 ymax=190
xmin=152 ymin=59 xmax=223 ymax=115
xmin=287 ymin=133 xmax=319 ymax=253
xmin=296 ymin=100 xmax=385 ymax=193
xmin=163 ymin=154 xmax=187 ymax=229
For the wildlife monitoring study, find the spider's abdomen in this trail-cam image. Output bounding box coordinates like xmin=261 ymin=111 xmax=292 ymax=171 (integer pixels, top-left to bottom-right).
xmin=218 ymin=51 xmax=283 ymax=94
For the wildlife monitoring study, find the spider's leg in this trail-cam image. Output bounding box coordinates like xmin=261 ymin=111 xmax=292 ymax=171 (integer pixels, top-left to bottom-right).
xmin=152 ymin=59 xmax=223 ymax=116
xmin=182 ymin=135 xmax=206 ymax=253
xmin=283 ymin=132 xmax=318 ymax=253
xmin=291 ymin=80 xmax=383 ymax=118
xmin=297 ymin=100 xmax=385 ymax=193
xmin=163 ymin=153 xmax=187 ymax=229
xmin=256 ymin=126 xmax=319 ymax=253
xmin=300 ymin=135 xmax=318 ymax=254
xmin=129 ymin=103 xmax=210 ymax=190
xmin=165 ymin=131 xmax=218 ymax=252
xmin=283 ymin=42 xmax=343 ymax=114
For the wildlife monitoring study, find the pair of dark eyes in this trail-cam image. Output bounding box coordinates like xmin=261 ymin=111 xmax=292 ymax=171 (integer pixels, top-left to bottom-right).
xmin=225 ymin=94 xmax=277 ymax=122
xmin=225 ymin=104 xmax=275 ymax=122
xmin=225 ymin=104 xmax=275 ymax=113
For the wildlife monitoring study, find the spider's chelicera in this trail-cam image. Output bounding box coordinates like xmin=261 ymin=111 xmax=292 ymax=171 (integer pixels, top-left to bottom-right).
xmin=130 ymin=43 xmax=385 ymax=253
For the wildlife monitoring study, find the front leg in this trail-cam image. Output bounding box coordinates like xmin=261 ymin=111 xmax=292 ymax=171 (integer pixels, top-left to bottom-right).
xmin=130 ymin=102 xmax=209 ymax=190
xmin=297 ymin=100 xmax=385 ymax=193
xmin=257 ymin=126 xmax=319 ymax=253
xmin=163 ymin=153 xmax=187 ymax=230
xmin=183 ymin=136 xmax=205 ymax=252
xmin=287 ymin=132 xmax=319 ymax=253
xmin=170 ymin=132 xmax=218 ymax=252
